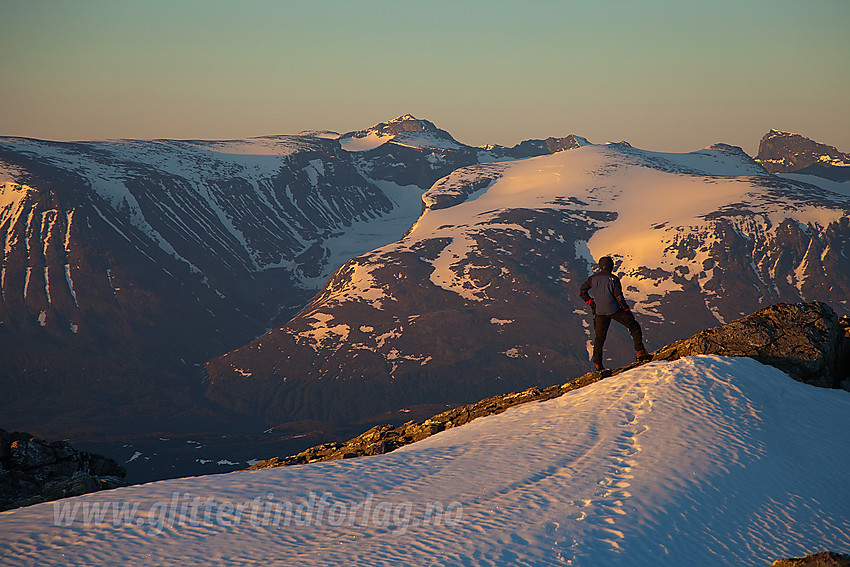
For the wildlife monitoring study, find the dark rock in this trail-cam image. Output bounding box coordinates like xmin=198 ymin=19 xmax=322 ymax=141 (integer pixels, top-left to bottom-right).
xmin=651 ymin=302 xmax=845 ymax=388
xmin=0 ymin=428 xmax=127 ymax=512
xmin=247 ymin=302 xmax=849 ymax=471
xmin=771 ymin=551 xmax=850 ymax=567
xmin=792 ymin=163 xmax=850 ymax=183
xmin=755 ymin=129 xmax=850 ymax=178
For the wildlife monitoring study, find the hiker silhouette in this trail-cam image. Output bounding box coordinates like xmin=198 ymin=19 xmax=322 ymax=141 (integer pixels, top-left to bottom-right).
xmin=579 ymin=256 xmax=650 ymax=371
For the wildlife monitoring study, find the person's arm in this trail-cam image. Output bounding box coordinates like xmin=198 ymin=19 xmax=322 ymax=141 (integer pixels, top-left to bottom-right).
xmin=612 ymin=275 xmax=630 ymax=311
xmin=579 ymin=276 xmax=596 ymax=311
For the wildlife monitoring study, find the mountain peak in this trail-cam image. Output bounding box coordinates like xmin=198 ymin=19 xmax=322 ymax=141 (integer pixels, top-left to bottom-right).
xmin=765 ymin=128 xmax=794 ymax=138
xmin=339 ymin=115 xmax=462 ymax=153
xmin=755 ymin=129 xmax=850 ymax=176
xmin=371 ymin=114 xmax=442 ymax=135
xmin=390 ymin=113 xmax=419 ymax=123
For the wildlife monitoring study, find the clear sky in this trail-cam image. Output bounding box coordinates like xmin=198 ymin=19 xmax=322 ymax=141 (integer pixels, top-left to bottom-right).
xmin=1 ymin=0 xmax=848 ymax=154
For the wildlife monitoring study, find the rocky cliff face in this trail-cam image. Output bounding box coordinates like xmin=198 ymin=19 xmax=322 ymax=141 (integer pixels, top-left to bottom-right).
xmin=0 ymin=428 xmax=126 ymax=512
xmin=756 ymin=129 xmax=850 ymax=181
xmin=652 ymin=302 xmax=850 ymax=388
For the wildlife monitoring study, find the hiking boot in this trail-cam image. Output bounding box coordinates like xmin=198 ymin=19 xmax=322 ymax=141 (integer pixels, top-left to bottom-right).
xmin=594 ymin=361 xmax=605 ymax=371
xmin=636 ymin=349 xmax=652 ymax=363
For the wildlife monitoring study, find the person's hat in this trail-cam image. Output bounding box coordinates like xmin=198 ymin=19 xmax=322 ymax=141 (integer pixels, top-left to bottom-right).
xmin=598 ymin=256 xmax=614 ymax=271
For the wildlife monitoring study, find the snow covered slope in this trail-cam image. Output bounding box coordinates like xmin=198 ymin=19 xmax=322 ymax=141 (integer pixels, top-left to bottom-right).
xmin=207 ymin=142 xmax=850 ymax=424
xmin=3 ymin=356 xmax=848 ymax=566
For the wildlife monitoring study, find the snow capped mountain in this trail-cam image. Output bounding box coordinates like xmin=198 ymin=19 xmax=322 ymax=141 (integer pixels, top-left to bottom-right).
xmin=338 ymin=114 xmax=587 ymax=189
xmin=0 ymin=131 xmax=421 ymax=436
xmin=339 ymin=114 xmax=465 ymax=153
xmin=756 ymin=129 xmax=850 ymax=182
xmin=3 ymin=355 xmax=848 ymax=566
xmin=0 ymin=116 xmax=587 ymax=472
xmin=206 ymin=141 xmax=850 ymax=425
xmin=337 ymin=114 xmax=479 ymax=190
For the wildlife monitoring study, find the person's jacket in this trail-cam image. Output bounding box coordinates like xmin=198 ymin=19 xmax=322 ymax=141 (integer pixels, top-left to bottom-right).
xmin=579 ymin=270 xmax=629 ymax=316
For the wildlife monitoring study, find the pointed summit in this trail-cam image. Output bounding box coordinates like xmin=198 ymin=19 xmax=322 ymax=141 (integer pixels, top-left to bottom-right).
xmin=390 ymin=113 xmax=419 ymax=123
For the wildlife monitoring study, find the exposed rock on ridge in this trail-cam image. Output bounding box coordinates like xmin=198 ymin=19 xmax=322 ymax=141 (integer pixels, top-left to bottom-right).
xmin=247 ymin=302 xmax=850 ymax=470
xmin=0 ymin=428 xmax=126 ymax=512
xmin=756 ymin=129 xmax=850 ymax=181
xmin=652 ymin=301 xmax=848 ymax=388
xmin=771 ymin=551 xmax=850 ymax=567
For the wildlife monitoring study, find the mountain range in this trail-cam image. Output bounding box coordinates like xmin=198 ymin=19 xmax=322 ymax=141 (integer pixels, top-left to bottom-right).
xmin=205 ymin=132 xmax=850 ymax=427
xmin=1 ymin=117 xmax=848 ymax=480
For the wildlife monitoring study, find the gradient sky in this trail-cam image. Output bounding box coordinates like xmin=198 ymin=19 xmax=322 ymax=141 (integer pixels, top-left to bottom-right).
xmin=1 ymin=0 xmax=848 ymax=154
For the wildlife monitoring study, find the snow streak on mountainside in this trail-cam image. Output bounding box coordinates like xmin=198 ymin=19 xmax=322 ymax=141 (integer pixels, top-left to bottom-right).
xmin=207 ymin=142 xmax=850 ymax=425
xmin=0 ymin=181 xmax=79 ymax=334
xmin=3 ymin=356 xmax=848 ymax=566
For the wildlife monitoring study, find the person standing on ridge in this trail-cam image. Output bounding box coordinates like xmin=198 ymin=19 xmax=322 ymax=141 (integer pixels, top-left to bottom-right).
xmin=579 ymin=256 xmax=651 ymax=371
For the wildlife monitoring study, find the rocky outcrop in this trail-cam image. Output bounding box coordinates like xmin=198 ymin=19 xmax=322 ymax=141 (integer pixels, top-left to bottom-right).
xmin=651 ymin=302 xmax=848 ymax=388
xmin=755 ymin=129 xmax=850 ymax=179
xmin=771 ymin=552 xmax=850 ymax=567
xmin=0 ymin=429 xmax=126 ymax=512
xmin=247 ymin=302 xmax=850 ymax=470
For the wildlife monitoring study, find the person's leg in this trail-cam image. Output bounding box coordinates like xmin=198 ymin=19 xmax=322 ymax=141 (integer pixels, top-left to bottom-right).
xmin=592 ymin=315 xmax=612 ymax=367
xmin=611 ymin=310 xmax=646 ymax=354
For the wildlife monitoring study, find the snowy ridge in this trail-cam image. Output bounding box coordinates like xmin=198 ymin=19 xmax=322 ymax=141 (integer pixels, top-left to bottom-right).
xmin=620 ymin=143 xmax=768 ymax=176
xmin=3 ymin=356 xmax=848 ymax=566
xmin=421 ymin=163 xmax=510 ymax=211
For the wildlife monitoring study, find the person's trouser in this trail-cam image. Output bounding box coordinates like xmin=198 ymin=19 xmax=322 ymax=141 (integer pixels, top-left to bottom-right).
xmin=593 ymin=310 xmax=645 ymax=365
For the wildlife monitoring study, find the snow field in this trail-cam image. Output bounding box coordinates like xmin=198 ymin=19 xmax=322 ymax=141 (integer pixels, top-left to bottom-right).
xmin=1 ymin=355 xmax=848 ymax=566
